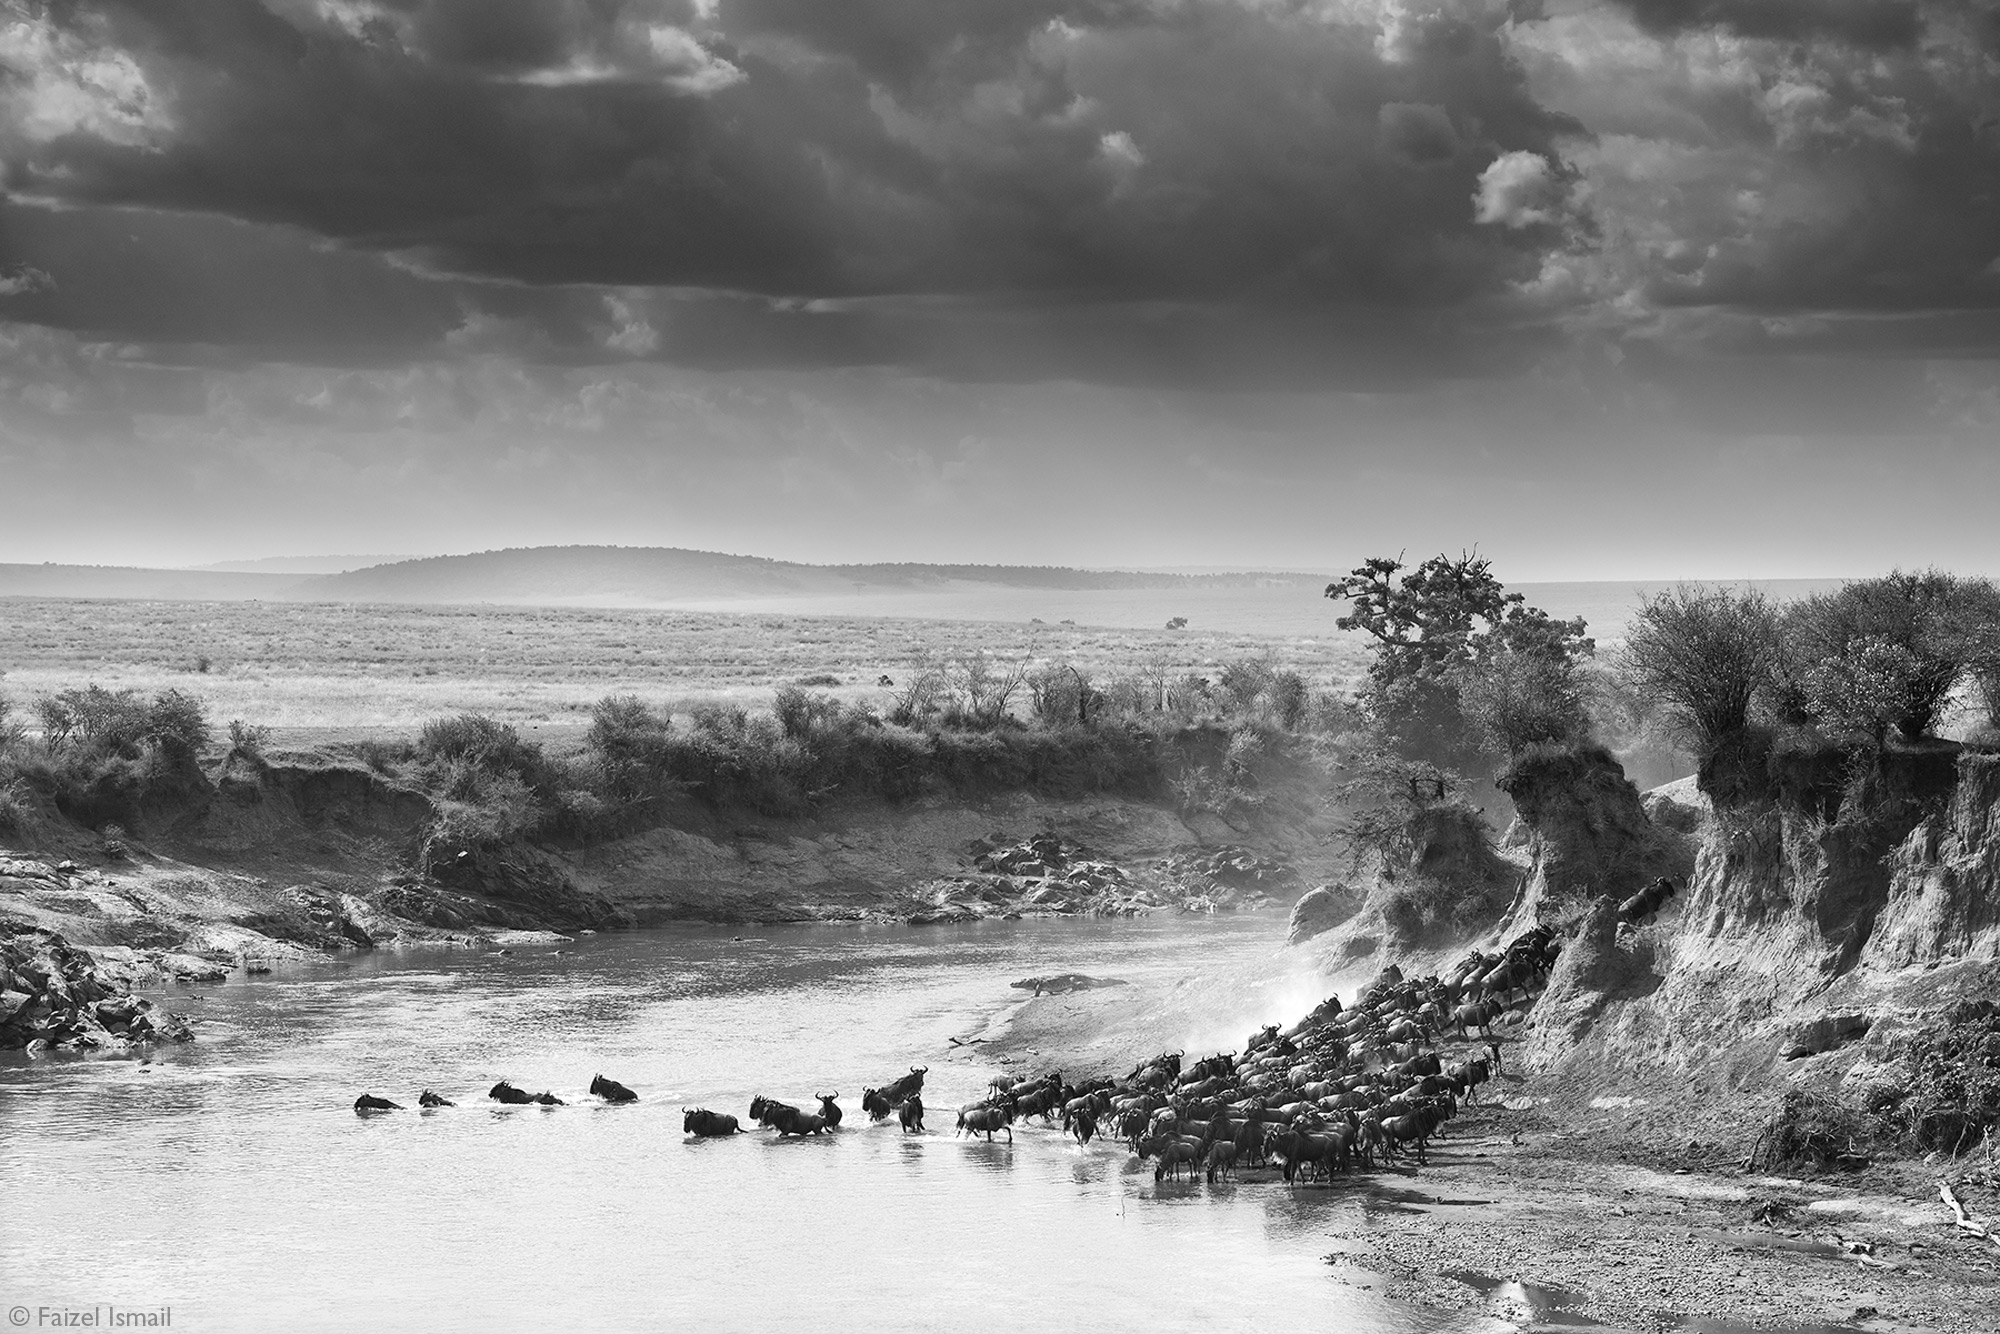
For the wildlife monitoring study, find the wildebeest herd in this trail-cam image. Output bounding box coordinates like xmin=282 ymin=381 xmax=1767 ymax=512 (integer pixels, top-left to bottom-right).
xmin=351 ymin=918 xmax=1571 ymax=1192
xmin=928 ymin=923 xmax=1563 ymax=1185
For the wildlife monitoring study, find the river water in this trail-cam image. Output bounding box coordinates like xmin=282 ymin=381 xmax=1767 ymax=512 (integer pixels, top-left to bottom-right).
xmin=1 ymin=916 xmax=1494 ymax=1334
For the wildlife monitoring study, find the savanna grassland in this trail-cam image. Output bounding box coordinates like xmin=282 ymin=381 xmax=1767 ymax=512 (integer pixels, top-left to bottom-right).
xmin=0 ymin=596 xmax=1375 ymax=743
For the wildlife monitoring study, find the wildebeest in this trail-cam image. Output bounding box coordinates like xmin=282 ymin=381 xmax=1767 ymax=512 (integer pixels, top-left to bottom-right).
xmin=418 ymin=1090 xmax=454 ymax=1108
xmin=1203 ymin=1141 xmax=1239 ymax=1183
xmin=898 ymin=1094 xmax=925 ymax=1134
xmin=1619 ymin=876 xmax=1678 ymax=925
xmin=354 ymin=1093 xmax=402 ymax=1112
xmin=816 ymin=1093 xmax=843 ymax=1128
xmin=683 ymin=1108 xmax=745 ymax=1137
xmin=590 ymin=1074 xmax=638 ymax=1103
xmin=1452 ymin=1000 xmax=1500 ymax=1039
xmin=750 ymin=1095 xmax=829 ymax=1137
xmin=862 ymin=1066 xmax=928 ymax=1121
xmin=1066 ymin=1104 xmax=1097 ymax=1146
xmin=1154 ymin=1138 xmax=1202 ymax=1182
xmin=489 ymin=1080 xmax=563 ymax=1106
xmin=957 ymin=1104 xmax=1014 ymax=1142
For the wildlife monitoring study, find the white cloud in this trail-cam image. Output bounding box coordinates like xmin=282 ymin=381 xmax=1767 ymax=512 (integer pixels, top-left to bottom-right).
xmin=1473 ymin=151 xmax=1570 ymax=228
xmin=0 ymin=265 xmax=54 ymax=297
xmin=0 ymin=14 xmax=167 ymax=149
xmin=603 ymin=295 xmax=661 ymax=357
xmin=1098 ymin=129 xmax=1144 ymax=170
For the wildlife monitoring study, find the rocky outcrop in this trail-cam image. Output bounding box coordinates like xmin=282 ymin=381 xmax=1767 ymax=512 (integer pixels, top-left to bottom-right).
xmin=1641 ymin=777 xmax=1708 ymax=834
xmin=908 ymin=833 xmax=1163 ymax=922
xmin=1865 ymin=751 xmax=2000 ymax=969
xmin=1154 ymin=845 xmax=1296 ymax=911
xmin=1499 ymin=744 xmax=1687 ymax=907
xmin=1286 ymin=883 xmax=1361 ymax=945
xmin=1 ymin=927 xmax=193 ymax=1051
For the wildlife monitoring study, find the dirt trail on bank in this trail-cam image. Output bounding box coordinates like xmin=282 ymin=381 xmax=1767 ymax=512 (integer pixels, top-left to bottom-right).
xmin=1338 ymin=1111 xmax=2000 ymax=1334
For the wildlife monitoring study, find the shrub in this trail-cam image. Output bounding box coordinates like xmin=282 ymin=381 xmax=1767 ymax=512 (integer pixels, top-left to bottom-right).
xmin=1782 ymin=572 xmax=1998 ymax=740
xmin=1621 ymin=585 xmax=1781 ymax=753
xmin=38 ymin=686 xmax=150 ymax=757
xmin=146 ymin=689 xmax=210 ymax=765
xmin=0 ymin=778 xmax=33 ymax=835
xmin=585 ymin=695 xmax=672 ymax=803
xmin=1760 ymin=1089 xmax=1873 ymax=1169
xmin=227 ymin=719 xmax=272 ymax=758
xmin=886 ymin=658 xmax=949 ymax=727
xmin=354 ymin=738 xmax=411 ymax=774
xmin=1216 ymin=658 xmax=1276 ymax=715
xmin=773 ymin=686 xmax=844 ymax=741
xmin=417 ymin=712 xmax=539 ymax=775
xmin=1895 ymin=1003 xmax=2000 ymax=1154
xmin=940 ymin=657 xmax=1028 ymax=730
xmin=1457 ymin=643 xmax=1589 ymax=759
xmin=0 ymin=697 xmax=24 ymax=754
xmin=1267 ymin=670 xmax=1309 ymax=731
xmin=1027 ymin=663 xmax=1092 ymax=726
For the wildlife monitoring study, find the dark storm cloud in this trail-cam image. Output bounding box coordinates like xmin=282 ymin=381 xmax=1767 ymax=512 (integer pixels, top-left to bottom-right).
xmin=1614 ymin=0 xmax=1923 ymax=49
xmin=719 ymin=0 xmax=1150 ymax=90
xmin=0 ymin=200 xmax=465 ymax=362
xmin=6 ymin=0 xmax=1996 ymax=392
xmin=1549 ymin=0 xmax=2000 ymax=327
xmin=0 ymin=0 xmax=1577 ymax=312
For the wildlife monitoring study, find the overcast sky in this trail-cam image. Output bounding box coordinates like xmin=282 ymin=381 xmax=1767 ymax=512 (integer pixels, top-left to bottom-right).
xmin=1 ymin=0 xmax=1996 ymax=579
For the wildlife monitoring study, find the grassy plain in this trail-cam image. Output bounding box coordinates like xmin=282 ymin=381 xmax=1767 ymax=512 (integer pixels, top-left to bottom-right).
xmin=0 ymin=597 xmax=1375 ymax=744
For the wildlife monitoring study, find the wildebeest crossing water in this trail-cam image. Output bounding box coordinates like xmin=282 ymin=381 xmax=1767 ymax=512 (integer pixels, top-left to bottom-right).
xmin=0 ymin=916 xmax=1519 ymax=1334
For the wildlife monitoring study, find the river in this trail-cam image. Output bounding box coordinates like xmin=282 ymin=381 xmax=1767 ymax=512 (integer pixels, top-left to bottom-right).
xmin=1 ymin=915 xmax=1489 ymax=1334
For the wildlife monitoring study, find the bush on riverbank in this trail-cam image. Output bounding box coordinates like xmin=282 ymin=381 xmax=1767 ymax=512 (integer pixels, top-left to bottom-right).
xmin=0 ymin=686 xmax=214 ymax=832
xmin=379 ymin=651 xmax=1349 ymax=857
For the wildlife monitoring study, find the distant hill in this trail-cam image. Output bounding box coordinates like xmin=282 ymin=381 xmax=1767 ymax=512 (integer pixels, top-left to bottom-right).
xmin=294 ymin=546 xmax=1328 ymax=605
xmin=0 ymin=546 xmax=1855 ymax=642
xmin=189 ymin=554 xmax=423 ymax=574
xmin=0 ymin=563 xmax=303 ymax=600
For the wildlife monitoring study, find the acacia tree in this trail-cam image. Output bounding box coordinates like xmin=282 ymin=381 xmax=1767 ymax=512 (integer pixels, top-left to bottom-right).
xmin=1325 ymin=552 xmax=1593 ymax=773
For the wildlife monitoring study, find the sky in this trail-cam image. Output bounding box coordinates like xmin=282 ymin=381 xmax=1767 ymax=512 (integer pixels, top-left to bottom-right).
xmin=1 ymin=0 xmax=1997 ymax=580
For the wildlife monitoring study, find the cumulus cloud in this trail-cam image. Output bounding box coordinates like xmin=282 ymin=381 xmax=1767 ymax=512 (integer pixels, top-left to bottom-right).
xmin=1473 ymin=150 xmax=1576 ymax=228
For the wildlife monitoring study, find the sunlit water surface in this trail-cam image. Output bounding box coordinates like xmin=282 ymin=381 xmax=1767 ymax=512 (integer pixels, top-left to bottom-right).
xmin=2 ymin=917 xmax=1495 ymax=1334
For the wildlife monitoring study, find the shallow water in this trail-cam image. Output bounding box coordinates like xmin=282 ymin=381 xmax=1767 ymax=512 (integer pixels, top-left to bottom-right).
xmin=0 ymin=916 xmax=1501 ymax=1334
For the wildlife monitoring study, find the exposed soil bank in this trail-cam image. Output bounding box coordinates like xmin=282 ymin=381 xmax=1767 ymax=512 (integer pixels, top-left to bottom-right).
xmin=0 ymin=743 xmax=1345 ymax=1048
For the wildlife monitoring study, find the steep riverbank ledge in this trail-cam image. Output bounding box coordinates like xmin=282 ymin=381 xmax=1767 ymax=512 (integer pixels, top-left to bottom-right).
xmin=0 ymin=739 xmax=1346 ymax=1036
